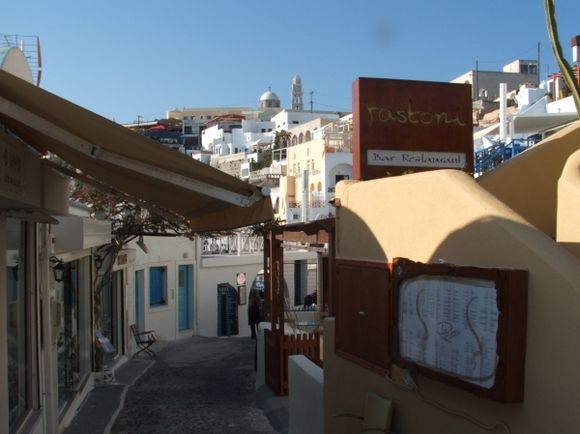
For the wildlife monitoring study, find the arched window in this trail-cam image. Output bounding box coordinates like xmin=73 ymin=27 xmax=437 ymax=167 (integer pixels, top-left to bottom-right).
xmin=310 ymin=183 xmax=315 ymax=191
xmin=292 ymin=136 xmax=298 ymax=146
xmin=305 ymin=130 xmax=311 ymax=142
xmin=298 ymin=133 xmax=304 ymax=144
xmin=317 ymin=181 xmax=322 ymax=192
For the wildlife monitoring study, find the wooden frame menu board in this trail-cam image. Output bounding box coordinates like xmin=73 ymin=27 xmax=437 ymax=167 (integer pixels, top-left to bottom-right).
xmin=390 ymin=258 xmax=528 ymax=402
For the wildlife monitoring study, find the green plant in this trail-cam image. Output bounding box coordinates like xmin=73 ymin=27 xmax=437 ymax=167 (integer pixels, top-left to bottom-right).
xmin=545 ymin=0 xmax=580 ymax=115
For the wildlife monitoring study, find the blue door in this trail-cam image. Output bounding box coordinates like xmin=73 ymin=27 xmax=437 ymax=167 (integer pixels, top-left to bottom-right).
xmin=134 ymin=270 xmax=145 ymax=331
xmin=178 ymin=265 xmax=193 ymax=331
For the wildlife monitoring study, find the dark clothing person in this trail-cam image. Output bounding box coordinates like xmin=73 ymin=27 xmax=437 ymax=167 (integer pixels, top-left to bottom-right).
xmin=248 ymin=291 xmax=262 ymax=339
xmin=303 ymin=291 xmax=318 ymax=307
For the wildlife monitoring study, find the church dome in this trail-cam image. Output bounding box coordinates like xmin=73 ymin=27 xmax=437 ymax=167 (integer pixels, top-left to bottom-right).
xmin=259 ymin=89 xmax=281 ymax=109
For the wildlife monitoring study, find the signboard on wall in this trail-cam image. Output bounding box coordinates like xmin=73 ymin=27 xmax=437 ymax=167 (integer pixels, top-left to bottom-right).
xmin=353 ymin=77 xmax=473 ymax=180
xmin=217 ymin=283 xmax=239 ymax=336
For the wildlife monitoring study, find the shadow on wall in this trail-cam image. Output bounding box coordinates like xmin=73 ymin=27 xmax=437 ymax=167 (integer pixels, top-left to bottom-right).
xmin=330 ymin=203 xmax=580 ymax=434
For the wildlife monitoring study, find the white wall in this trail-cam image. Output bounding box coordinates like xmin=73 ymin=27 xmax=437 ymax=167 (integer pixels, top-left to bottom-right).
xmin=197 ymin=250 xmax=318 ymax=337
xmin=547 ymin=95 xmax=577 ymax=114
xmin=289 ymin=355 xmax=324 ymax=434
xmin=124 ymin=236 xmax=197 ymax=341
xmin=196 ymin=254 xmax=263 ymax=337
xmin=272 ymin=110 xmax=340 ymax=130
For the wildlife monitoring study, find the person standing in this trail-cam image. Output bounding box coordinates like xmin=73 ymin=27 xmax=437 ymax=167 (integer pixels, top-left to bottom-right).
xmin=248 ymin=290 xmax=262 ymax=339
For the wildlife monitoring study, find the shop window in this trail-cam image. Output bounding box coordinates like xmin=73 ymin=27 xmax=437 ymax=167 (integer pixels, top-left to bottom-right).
xmin=102 ymin=270 xmax=124 ymax=354
xmin=6 ymin=219 xmax=32 ymax=429
xmin=150 ymin=266 xmax=168 ymax=306
xmin=135 ymin=270 xmax=145 ymax=330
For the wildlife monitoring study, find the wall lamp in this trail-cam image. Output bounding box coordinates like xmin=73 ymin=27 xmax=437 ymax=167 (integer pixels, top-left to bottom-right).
xmin=136 ymin=235 xmax=149 ymax=254
xmin=49 ymin=256 xmax=65 ymax=282
xmin=94 ymin=253 xmax=103 ymax=271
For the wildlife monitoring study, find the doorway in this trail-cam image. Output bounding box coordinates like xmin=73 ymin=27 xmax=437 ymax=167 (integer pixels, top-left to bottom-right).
xmin=178 ymin=264 xmax=193 ymax=331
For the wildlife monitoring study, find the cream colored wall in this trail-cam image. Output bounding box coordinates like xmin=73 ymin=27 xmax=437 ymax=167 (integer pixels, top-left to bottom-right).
xmin=0 ymin=47 xmax=33 ymax=83
xmin=477 ymin=121 xmax=580 ymax=239
xmin=287 ymin=139 xmax=325 ymax=198
xmin=327 ymin=170 xmax=580 ymax=434
xmin=557 ymin=149 xmax=580 ymax=259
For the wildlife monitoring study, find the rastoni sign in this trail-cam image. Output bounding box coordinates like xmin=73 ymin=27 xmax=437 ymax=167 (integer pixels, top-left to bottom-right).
xmin=353 ymin=78 xmax=473 ymax=180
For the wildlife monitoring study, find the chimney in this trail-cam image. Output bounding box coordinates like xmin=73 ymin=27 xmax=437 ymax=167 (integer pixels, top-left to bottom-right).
xmin=572 ymin=35 xmax=580 ymax=64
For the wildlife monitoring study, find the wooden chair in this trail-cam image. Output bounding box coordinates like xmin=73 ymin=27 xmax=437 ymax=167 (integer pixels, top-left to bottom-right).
xmin=334 ymin=392 xmax=394 ymax=433
xmin=130 ymin=324 xmax=157 ymax=359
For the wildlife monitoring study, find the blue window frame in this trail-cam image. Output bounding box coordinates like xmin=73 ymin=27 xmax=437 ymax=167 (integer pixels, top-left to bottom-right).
xmin=149 ymin=266 xmax=167 ymax=306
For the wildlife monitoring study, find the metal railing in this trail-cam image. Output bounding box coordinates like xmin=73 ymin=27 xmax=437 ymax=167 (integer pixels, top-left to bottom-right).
xmin=474 ymin=139 xmax=533 ymax=176
xmin=1 ymin=34 xmax=42 ymax=86
xmin=201 ymin=233 xmax=264 ymax=255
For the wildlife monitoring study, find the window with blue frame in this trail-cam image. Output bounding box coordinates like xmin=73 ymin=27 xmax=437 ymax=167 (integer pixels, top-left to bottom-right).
xmin=149 ymin=266 xmax=167 ymax=306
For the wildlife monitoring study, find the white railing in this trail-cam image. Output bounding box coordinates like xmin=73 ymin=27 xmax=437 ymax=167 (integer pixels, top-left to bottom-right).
xmin=201 ymin=232 xmax=264 ymax=256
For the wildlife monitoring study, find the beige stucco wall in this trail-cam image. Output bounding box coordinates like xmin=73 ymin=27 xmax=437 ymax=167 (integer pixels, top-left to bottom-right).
xmin=326 ymin=169 xmax=580 ymax=434
xmin=557 ymin=149 xmax=580 ymax=259
xmin=477 ymin=121 xmax=580 ymax=239
xmin=0 ymin=47 xmax=33 ymax=83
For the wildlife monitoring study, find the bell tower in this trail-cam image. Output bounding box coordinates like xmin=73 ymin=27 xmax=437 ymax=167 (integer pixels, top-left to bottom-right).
xmin=291 ymin=74 xmax=304 ymax=111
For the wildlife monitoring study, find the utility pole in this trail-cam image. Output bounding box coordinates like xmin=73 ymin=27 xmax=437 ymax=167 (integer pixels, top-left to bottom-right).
xmin=137 ymin=115 xmax=142 ymax=126
xmin=309 ymin=91 xmax=314 ymax=112
xmin=537 ymin=42 xmax=541 ymax=85
xmin=475 ymin=60 xmax=479 ymax=100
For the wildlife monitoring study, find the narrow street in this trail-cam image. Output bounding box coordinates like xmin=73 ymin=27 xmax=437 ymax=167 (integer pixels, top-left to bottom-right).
xmin=66 ymin=336 xmax=288 ymax=434
xmin=111 ymin=336 xmax=286 ymax=434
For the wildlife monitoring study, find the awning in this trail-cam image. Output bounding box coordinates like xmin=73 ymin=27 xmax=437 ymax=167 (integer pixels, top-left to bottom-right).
xmin=473 ymin=113 xmax=579 ymax=141
xmin=0 ymin=70 xmax=273 ymax=232
xmin=511 ymin=113 xmax=579 ymax=134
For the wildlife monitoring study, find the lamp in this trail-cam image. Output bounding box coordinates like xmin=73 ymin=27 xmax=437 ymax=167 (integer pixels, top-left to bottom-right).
xmin=94 ymin=254 xmax=103 ymax=270
xmin=49 ymin=256 xmax=65 ymax=282
xmin=136 ymin=235 xmax=149 ymax=254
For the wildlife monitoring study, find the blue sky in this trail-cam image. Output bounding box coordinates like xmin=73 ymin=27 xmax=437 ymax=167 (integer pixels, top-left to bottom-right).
xmin=3 ymin=0 xmax=579 ymax=123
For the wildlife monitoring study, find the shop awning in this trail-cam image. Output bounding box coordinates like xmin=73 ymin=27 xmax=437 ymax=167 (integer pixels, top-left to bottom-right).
xmin=473 ymin=113 xmax=579 ymax=140
xmin=0 ymin=70 xmax=273 ymax=232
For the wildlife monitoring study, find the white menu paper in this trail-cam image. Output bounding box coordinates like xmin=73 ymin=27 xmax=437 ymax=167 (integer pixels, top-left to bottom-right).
xmin=398 ymin=275 xmax=499 ymax=389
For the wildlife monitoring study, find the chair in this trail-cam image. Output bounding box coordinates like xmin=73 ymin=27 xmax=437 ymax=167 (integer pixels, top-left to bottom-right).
xmin=130 ymin=324 xmax=157 ymax=358
xmin=334 ymin=391 xmax=394 ymax=433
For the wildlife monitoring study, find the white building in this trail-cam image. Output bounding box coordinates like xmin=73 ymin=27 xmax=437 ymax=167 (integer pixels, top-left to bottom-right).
xmin=271 ymin=109 xmax=341 ymax=132
xmin=278 ymin=116 xmax=353 ymax=223
xmin=451 ymin=58 xmax=539 ymax=101
xmin=113 ymin=233 xmax=318 ymax=339
xmin=167 ymin=107 xmax=251 ymax=150
xmin=201 ymin=115 xmax=275 ymax=156
xmin=0 ymin=40 xmax=113 ymax=434
xmin=0 ymin=39 xmax=274 ymax=433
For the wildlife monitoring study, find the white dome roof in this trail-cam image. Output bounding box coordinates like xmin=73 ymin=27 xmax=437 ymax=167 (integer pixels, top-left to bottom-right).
xmin=260 ymin=90 xmax=280 ymax=102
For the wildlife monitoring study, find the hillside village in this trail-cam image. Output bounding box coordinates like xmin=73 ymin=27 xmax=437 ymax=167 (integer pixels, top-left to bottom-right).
xmin=1 ymin=31 xmax=580 ymax=434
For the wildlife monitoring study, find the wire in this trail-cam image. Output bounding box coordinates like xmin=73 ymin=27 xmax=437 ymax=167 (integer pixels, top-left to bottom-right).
xmin=414 ymin=387 xmax=511 ymax=434
xmin=383 ymin=371 xmax=511 ymax=434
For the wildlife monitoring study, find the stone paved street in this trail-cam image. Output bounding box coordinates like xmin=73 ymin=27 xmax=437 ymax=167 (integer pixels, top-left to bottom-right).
xmin=110 ymin=336 xmax=287 ymax=434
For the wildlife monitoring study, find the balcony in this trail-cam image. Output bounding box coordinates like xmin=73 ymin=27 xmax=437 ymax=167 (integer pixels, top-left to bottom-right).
xmin=201 ymin=233 xmax=264 ymax=256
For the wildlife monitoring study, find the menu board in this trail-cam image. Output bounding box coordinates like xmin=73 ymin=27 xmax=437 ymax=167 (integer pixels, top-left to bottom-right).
xmin=398 ymin=275 xmax=498 ymax=389
xmin=391 ymin=258 xmax=528 ymax=402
